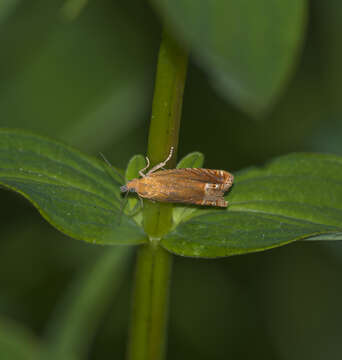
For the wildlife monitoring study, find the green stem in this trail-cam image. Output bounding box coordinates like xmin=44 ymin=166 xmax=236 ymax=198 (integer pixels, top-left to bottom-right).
xmin=127 ymin=31 xmax=188 ymax=360
xmin=127 ymin=244 xmax=172 ymax=360
xmin=144 ymin=30 xmax=188 ymax=239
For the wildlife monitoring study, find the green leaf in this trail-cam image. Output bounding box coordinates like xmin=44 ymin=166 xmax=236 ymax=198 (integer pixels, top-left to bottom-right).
xmin=0 ymin=0 xmax=154 ymax=154
xmin=163 ymin=153 xmax=342 ymax=258
xmin=0 ymin=0 xmax=21 ymax=24
xmin=0 ymin=129 xmax=147 ymax=245
xmin=46 ymin=247 xmax=132 ymax=359
xmin=61 ymin=0 xmax=89 ymax=21
xmin=0 ymin=317 xmax=39 ymax=360
xmin=305 ymin=232 xmax=342 ymax=241
xmin=125 ymin=154 xmax=147 ymax=182
xmin=176 ymin=151 xmax=204 ymax=169
xmin=152 ymin=0 xmax=307 ymax=115
xmin=124 ymin=154 xmax=146 ymax=220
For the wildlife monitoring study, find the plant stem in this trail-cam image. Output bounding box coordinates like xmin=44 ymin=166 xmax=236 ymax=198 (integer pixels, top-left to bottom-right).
xmin=127 ymin=31 xmax=188 ymax=360
xmin=144 ymin=30 xmax=188 ymax=239
xmin=127 ymin=243 xmax=172 ymax=360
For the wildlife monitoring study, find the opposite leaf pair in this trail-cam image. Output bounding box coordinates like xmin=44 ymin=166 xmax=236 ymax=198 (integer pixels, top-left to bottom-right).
xmin=0 ymin=129 xmax=342 ymax=258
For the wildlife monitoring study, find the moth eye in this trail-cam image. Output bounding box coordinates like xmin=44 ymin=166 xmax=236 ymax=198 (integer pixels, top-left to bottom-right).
xmin=120 ymin=185 xmax=128 ymax=192
xmin=130 ymin=188 xmax=136 ymax=193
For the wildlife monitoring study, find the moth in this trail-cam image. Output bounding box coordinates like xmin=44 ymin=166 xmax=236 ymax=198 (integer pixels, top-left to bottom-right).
xmin=120 ymin=148 xmax=234 ymax=207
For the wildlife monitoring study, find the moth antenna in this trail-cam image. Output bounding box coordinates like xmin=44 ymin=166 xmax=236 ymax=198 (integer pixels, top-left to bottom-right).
xmin=138 ymin=156 xmax=150 ymax=178
xmin=99 ymin=152 xmax=124 ymax=183
xmin=147 ymin=146 xmax=174 ymax=175
xmin=99 ymin=151 xmax=112 ymax=168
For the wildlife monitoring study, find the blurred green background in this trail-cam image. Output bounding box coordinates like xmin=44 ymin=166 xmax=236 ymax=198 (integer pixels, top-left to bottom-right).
xmin=1 ymin=0 xmax=342 ymax=359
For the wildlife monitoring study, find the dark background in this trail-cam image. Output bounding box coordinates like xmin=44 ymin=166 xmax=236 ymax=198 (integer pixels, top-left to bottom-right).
xmin=1 ymin=1 xmax=342 ymax=359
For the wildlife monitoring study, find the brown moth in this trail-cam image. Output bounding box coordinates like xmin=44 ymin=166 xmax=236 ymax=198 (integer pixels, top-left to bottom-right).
xmin=120 ymin=148 xmax=234 ymax=207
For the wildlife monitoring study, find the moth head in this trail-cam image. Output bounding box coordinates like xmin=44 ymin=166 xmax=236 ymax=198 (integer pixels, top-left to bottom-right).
xmin=120 ymin=181 xmax=136 ymax=193
xmin=120 ymin=185 xmax=128 ymax=193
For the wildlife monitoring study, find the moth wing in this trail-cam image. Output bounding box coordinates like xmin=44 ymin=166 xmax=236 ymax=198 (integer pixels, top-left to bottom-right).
xmin=149 ymin=168 xmax=232 ymax=186
xmin=138 ymin=169 xmax=231 ymax=207
xmin=155 ymin=180 xmax=227 ymax=208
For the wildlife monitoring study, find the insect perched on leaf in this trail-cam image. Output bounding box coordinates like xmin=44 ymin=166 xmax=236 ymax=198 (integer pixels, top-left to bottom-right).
xmin=120 ymin=148 xmax=234 ymax=207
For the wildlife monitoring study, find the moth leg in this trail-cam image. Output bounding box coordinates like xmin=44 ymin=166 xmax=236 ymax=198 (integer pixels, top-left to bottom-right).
xmin=146 ymin=147 xmax=174 ymax=175
xmin=139 ymin=156 xmax=150 ymax=177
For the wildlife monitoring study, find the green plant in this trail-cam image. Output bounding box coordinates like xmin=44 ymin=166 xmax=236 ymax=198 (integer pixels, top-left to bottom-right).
xmin=1 ymin=1 xmax=342 ymax=360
